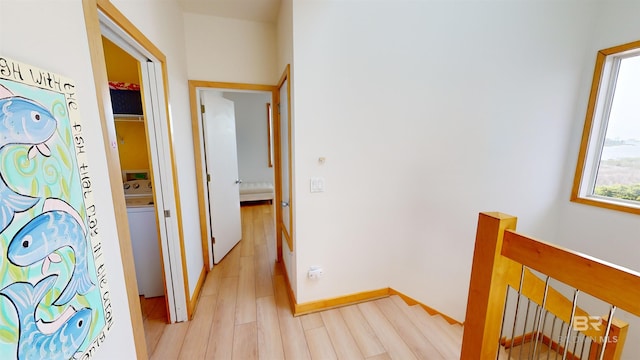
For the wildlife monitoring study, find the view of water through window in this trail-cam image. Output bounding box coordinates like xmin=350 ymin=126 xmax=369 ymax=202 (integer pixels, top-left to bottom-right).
xmin=594 ymin=55 xmax=640 ymax=199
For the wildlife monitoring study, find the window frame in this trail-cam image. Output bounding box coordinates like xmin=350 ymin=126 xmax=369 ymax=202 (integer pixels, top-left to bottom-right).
xmin=571 ymin=40 xmax=640 ymax=215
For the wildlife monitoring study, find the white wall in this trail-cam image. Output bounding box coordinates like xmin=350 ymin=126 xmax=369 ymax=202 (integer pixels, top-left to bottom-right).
xmin=183 ymin=13 xmax=278 ymax=85
xmin=0 ymin=0 xmax=138 ymax=357
xmin=290 ymin=0 xmax=599 ymax=320
xmin=111 ymin=0 xmax=204 ymax=300
xmin=556 ymin=1 xmax=640 ymax=358
xmin=276 ymin=0 xmax=297 ymax=294
xmin=223 ymin=92 xmax=274 ymax=184
xmin=277 ymin=0 xmax=293 ymax=74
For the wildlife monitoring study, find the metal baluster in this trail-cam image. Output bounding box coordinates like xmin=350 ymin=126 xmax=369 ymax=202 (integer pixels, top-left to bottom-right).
xmin=520 ymin=298 xmax=532 ymax=360
xmin=532 ymin=276 xmax=550 ymax=358
xmin=557 ymin=322 xmax=566 ymax=360
xmin=598 ymin=306 xmax=617 ymax=360
xmin=547 ymin=316 xmax=557 ymax=360
xmin=497 ymin=286 xmax=512 ymax=360
xmin=571 ymin=330 xmax=580 ymax=359
xmin=540 ymin=311 xmax=551 ymax=358
xmin=562 ymin=290 xmax=580 ymax=360
xmin=586 ymin=334 xmax=594 ymax=359
xmin=539 ymin=311 xmax=551 ymax=358
xmin=528 ymin=304 xmax=541 ymax=360
xmin=579 ymin=333 xmax=587 ymax=360
xmin=508 ymin=267 xmax=527 ymax=360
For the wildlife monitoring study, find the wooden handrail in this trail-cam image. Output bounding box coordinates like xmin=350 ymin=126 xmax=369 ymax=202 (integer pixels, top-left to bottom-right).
xmin=502 ymin=231 xmax=640 ymax=317
xmin=461 ymin=212 xmax=638 ymax=359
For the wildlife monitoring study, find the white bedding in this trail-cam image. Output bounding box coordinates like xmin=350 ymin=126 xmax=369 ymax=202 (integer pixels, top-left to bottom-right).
xmin=239 ymin=182 xmax=274 ymax=202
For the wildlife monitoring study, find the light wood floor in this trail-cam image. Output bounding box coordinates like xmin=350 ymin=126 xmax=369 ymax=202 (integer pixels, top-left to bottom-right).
xmin=140 ymin=202 xmax=462 ymax=359
xmin=139 ymin=203 xmax=577 ymax=360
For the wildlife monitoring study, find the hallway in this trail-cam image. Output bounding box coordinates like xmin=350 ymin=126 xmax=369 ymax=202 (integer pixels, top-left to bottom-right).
xmin=139 ymin=203 xmax=460 ymax=359
xmin=141 ymin=202 xmax=294 ymax=358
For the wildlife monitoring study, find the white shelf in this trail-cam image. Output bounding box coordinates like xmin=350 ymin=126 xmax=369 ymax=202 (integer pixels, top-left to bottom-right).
xmin=114 ymin=114 xmax=144 ymax=122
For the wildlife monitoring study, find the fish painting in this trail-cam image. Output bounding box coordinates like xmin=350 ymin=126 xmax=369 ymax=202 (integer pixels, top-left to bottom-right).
xmin=0 ymin=172 xmax=39 ymax=235
xmin=0 ymin=84 xmax=57 ymax=158
xmin=0 ymin=84 xmax=59 ymax=234
xmin=0 ymin=274 xmax=92 ymax=360
xmin=0 ymin=57 xmax=110 ymax=359
xmin=8 ymin=198 xmax=95 ymax=305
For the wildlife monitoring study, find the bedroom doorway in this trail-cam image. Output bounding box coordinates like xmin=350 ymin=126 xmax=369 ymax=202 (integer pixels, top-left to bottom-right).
xmin=188 ymin=81 xmax=279 ymax=268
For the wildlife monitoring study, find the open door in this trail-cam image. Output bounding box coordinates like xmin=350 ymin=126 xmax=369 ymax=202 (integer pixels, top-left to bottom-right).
xmin=188 ymin=81 xmax=280 ymax=271
xmin=200 ymin=91 xmax=242 ymax=263
xmin=277 ymin=67 xmax=293 ymax=254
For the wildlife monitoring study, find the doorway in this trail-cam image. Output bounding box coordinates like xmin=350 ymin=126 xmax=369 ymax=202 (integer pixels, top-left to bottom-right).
xmin=96 ymin=9 xmax=188 ymax=322
xmin=101 ymin=36 xmax=166 ymax=313
xmin=188 ymin=81 xmax=282 ymax=269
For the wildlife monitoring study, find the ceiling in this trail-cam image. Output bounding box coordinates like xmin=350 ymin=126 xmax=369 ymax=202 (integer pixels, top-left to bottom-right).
xmin=178 ymin=0 xmax=282 ymax=23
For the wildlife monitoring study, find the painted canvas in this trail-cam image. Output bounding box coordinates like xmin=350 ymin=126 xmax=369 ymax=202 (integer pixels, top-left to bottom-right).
xmin=0 ymin=56 xmax=112 ymax=359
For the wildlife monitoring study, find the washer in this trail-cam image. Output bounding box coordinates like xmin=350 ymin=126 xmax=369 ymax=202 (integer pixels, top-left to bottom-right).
xmin=124 ymin=179 xmax=164 ymax=298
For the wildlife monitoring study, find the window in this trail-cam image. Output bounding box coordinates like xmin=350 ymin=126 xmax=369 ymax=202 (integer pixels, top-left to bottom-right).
xmin=572 ymin=40 xmax=640 ymax=214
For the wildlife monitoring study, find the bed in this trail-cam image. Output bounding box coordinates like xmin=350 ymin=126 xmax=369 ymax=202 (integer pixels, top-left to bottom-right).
xmin=239 ymin=182 xmax=274 ymax=203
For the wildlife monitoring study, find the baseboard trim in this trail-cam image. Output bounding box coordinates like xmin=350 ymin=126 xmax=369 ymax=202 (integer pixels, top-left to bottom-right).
xmin=501 ymin=332 xmax=580 ymax=360
xmin=500 ymin=332 xmax=537 ymax=348
xmin=279 ymin=269 xmax=461 ymax=324
xmin=294 ymin=288 xmax=390 ymax=316
xmin=388 ymin=288 xmax=462 ymax=325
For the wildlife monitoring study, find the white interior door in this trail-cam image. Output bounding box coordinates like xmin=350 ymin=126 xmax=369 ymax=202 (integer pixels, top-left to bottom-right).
xmin=141 ymin=61 xmax=185 ymax=321
xmin=201 ymin=91 xmax=242 ymax=263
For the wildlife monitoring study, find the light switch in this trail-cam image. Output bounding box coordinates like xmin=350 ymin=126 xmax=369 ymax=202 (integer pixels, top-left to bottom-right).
xmin=310 ymin=177 xmax=325 ymax=193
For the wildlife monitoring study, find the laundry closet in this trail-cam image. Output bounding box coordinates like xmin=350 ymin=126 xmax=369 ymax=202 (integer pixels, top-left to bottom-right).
xmin=102 ymin=37 xmax=164 ymax=299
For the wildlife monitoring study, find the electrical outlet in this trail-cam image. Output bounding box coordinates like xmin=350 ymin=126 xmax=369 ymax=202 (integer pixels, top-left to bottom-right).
xmin=308 ymin=266 xmax=324 ymax=279
xmin=310 ymin=177 xmax=325 ymax=193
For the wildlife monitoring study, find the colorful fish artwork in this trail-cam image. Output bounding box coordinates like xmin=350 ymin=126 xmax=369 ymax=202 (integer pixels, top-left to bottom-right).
xmin=0 ymin=85 xmax=58 ymax=158
xmin=0 ymin=56 xmax=113 ymax=359
xmin=0 ymin=84 xmax=58 ymax=235
xmin=0 ymin=172 xmax=38 ymax=235
xmin=0 ymin=275 xmax=92 ymax=360
xmin=8 ymin=198 xmax=95 ymax=305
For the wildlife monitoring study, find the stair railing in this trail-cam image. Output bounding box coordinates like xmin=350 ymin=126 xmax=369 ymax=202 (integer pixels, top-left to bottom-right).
xmin=461 ymin=212 xmax=640 ymax=359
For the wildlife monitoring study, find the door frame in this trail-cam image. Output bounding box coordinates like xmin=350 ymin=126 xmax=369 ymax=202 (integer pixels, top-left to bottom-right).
xmin=100 ymin=18 xmax=189 ymax=322
xmin=82 ymin=0 xmax=190 ymax=356
xmin=93 ymin=2 xmax=190 ymax=322
xmin=277 ymin=65 xmax=294 ymax=253
xmin=188 ymin=81 xmax=282 ymax=268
